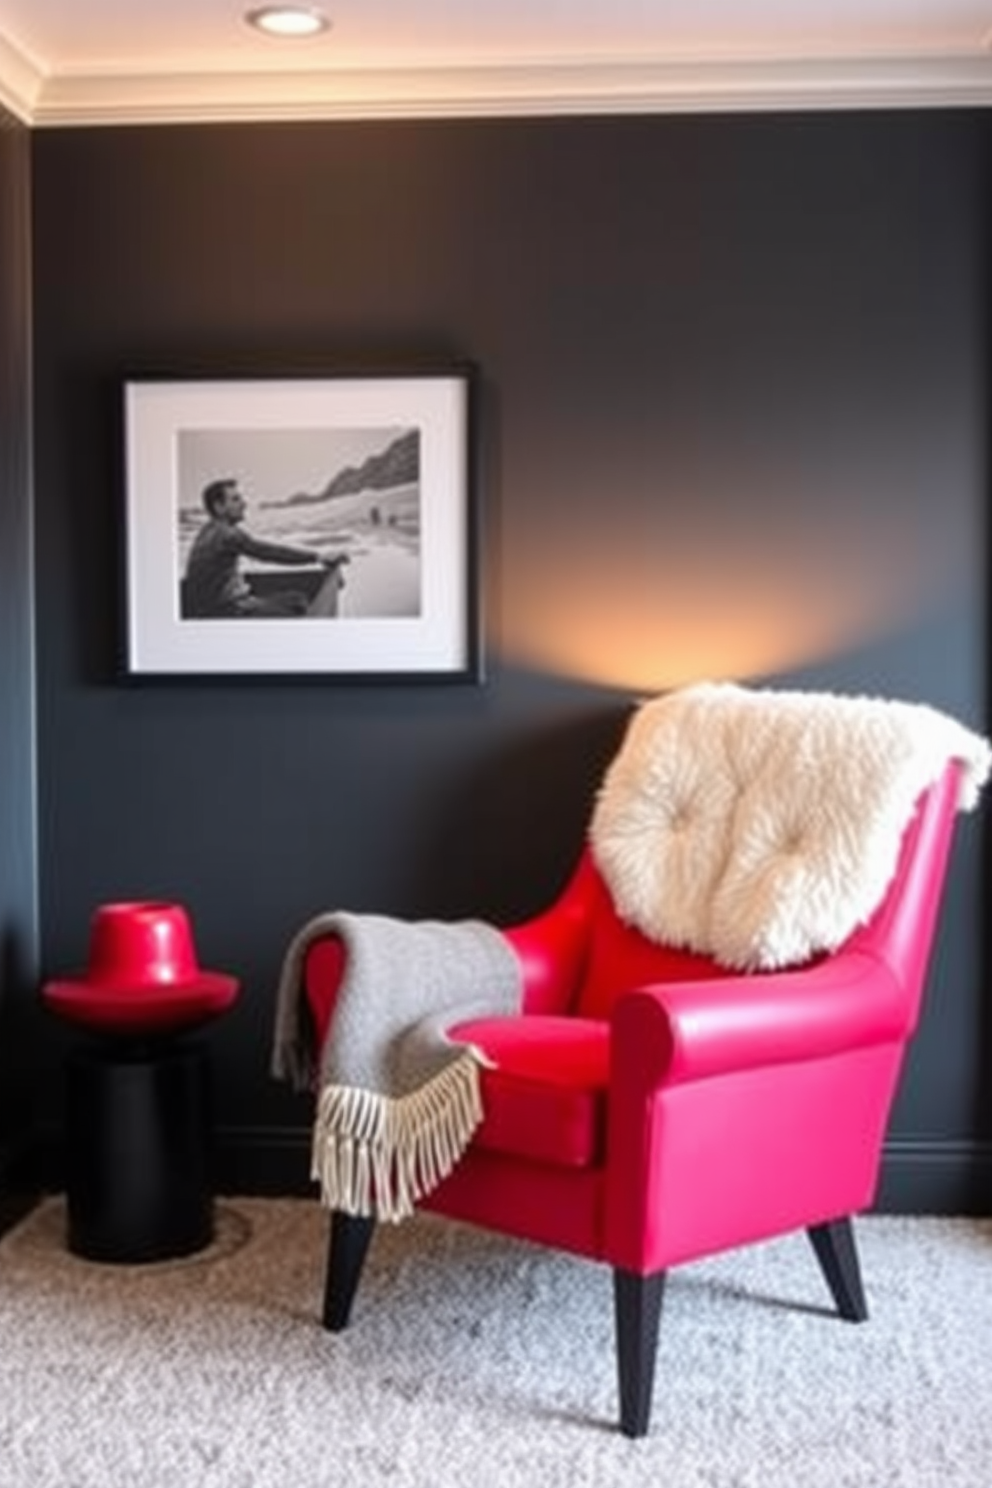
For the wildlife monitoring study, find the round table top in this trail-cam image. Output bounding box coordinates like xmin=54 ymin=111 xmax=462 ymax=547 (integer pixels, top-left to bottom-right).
xmin=41 ymin=971 xmax=240 ymax=1036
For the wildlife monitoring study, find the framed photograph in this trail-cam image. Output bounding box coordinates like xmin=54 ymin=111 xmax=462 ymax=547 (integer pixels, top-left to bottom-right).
xmin=123 ymin=370 xmax=479 ymax=680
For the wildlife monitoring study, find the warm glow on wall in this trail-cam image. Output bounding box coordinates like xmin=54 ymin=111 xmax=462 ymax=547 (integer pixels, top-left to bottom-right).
xmin=496 ymin=505 xmax=960 ymax=692
xmin=500 ymin=589 xmax=874 ymax=691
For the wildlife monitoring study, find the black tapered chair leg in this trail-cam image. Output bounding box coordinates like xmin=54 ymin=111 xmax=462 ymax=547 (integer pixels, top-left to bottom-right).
xmin=322 ymin=1210 xmax=376 ymax=1332
xmin=808 ymin=1217 xmax=868 ymax=1322
xmin=613 ymin=1267 xmax=667 ymax=1438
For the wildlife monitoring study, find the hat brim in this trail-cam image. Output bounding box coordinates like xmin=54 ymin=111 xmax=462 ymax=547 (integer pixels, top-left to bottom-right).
xmin=42 ymin=973 xmax=239 ymax=1035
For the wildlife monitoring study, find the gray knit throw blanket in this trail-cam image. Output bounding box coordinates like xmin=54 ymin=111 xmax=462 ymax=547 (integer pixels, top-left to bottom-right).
xmin=272 ymin=912 xmax=522 ymax=1223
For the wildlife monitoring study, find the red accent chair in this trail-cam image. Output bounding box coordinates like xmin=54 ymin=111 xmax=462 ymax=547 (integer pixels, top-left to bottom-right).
xmin=303 ymin=763 xmax=962 ymax=1436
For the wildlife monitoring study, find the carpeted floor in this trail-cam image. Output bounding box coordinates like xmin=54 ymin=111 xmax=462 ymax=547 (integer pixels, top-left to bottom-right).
xmin=0 ymin=1198 xmax=989 ymax=1487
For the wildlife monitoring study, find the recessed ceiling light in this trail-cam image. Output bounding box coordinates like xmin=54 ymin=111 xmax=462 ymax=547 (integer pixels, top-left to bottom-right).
xmin=245 ymin=6 xmax=331 ymax=39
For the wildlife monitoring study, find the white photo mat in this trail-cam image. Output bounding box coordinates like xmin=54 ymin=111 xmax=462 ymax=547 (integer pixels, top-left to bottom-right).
xmin=124 ymin=372 xmax=477 ymax=678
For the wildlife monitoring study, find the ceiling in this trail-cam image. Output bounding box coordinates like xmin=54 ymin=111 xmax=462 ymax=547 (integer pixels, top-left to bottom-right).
xmin=1 ymin=0 xmax=991 ymax=128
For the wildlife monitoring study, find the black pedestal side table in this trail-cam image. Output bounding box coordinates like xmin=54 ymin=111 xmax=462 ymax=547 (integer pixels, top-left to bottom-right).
xmin=65 ymin=1036 xmax=216 ymax=1263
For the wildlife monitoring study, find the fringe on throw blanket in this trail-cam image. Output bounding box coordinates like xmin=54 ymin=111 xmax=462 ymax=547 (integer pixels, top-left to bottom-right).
xmin=311 ymin=1051 xmax=485 ymax=1223
xmin=272 ymin=912 xmax=521 ymax=1223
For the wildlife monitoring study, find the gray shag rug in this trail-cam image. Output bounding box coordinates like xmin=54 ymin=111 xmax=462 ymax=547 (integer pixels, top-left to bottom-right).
xmin=0 ymin=1198 xmax=989 ymax=1487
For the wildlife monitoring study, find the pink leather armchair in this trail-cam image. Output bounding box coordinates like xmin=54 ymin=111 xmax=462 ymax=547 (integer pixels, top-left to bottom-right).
xmin=303 ymin=761 xmax=962 ymax=1436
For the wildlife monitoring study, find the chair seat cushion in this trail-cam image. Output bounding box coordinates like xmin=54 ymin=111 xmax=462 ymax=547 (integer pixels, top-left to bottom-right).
xmin=448 ymin=1015 xmax=610 ymax=1169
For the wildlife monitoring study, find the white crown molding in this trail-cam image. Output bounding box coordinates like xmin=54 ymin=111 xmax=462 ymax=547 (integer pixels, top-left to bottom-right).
xmin=3 ymin=43 xmax=992 ymax=127
xmin=0 ymin=28 xmax=45 ymax=123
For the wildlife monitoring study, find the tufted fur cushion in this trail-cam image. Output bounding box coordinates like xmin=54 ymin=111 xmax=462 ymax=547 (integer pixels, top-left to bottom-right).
xmin=589 ymin=682 xmax=990 ymax=972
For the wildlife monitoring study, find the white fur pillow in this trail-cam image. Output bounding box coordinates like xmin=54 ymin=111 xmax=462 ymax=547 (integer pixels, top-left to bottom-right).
xmin=589 ymin=682 xmax=990 ymax=971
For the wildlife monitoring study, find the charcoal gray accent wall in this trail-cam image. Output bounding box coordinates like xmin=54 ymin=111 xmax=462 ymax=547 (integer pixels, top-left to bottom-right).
xmin=31 ymin=111 xmax=991 ymax=1208
xmin=0 ymin=104 xmax=38 ymax=1220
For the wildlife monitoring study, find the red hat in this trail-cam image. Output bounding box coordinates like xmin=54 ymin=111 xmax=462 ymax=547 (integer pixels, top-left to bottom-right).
xmin=42 ymin=901 xmax=239 ymax=1036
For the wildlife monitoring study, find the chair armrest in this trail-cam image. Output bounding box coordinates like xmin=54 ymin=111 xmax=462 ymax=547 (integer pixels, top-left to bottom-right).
xmin=611 ymin=950 xmax=906 ymax=1090
xmin=303 ymin=891 xmax=590 ymax=1043
xmin=302 ymin=936 xmax=346 ymax=1053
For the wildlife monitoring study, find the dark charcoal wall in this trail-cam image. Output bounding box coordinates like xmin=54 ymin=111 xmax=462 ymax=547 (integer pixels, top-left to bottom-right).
xmin=0 ymin=104 xmax=38 ymax=1212
xmin=30 ymin=111 xmax=991 ymax=1207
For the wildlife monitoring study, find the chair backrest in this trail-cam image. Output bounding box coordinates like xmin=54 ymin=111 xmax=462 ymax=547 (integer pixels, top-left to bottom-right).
xmin=572 ymin=863 xmax=729 ymax=1019
xmin=842 ymin=759 xmax=962 ymax=1028
xmin=571 ymin=761 xmax=963 ymax=1022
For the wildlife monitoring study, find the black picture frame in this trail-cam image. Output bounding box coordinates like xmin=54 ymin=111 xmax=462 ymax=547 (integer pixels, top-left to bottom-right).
xmin=123 ymin=369 xmax=480 ymax=681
